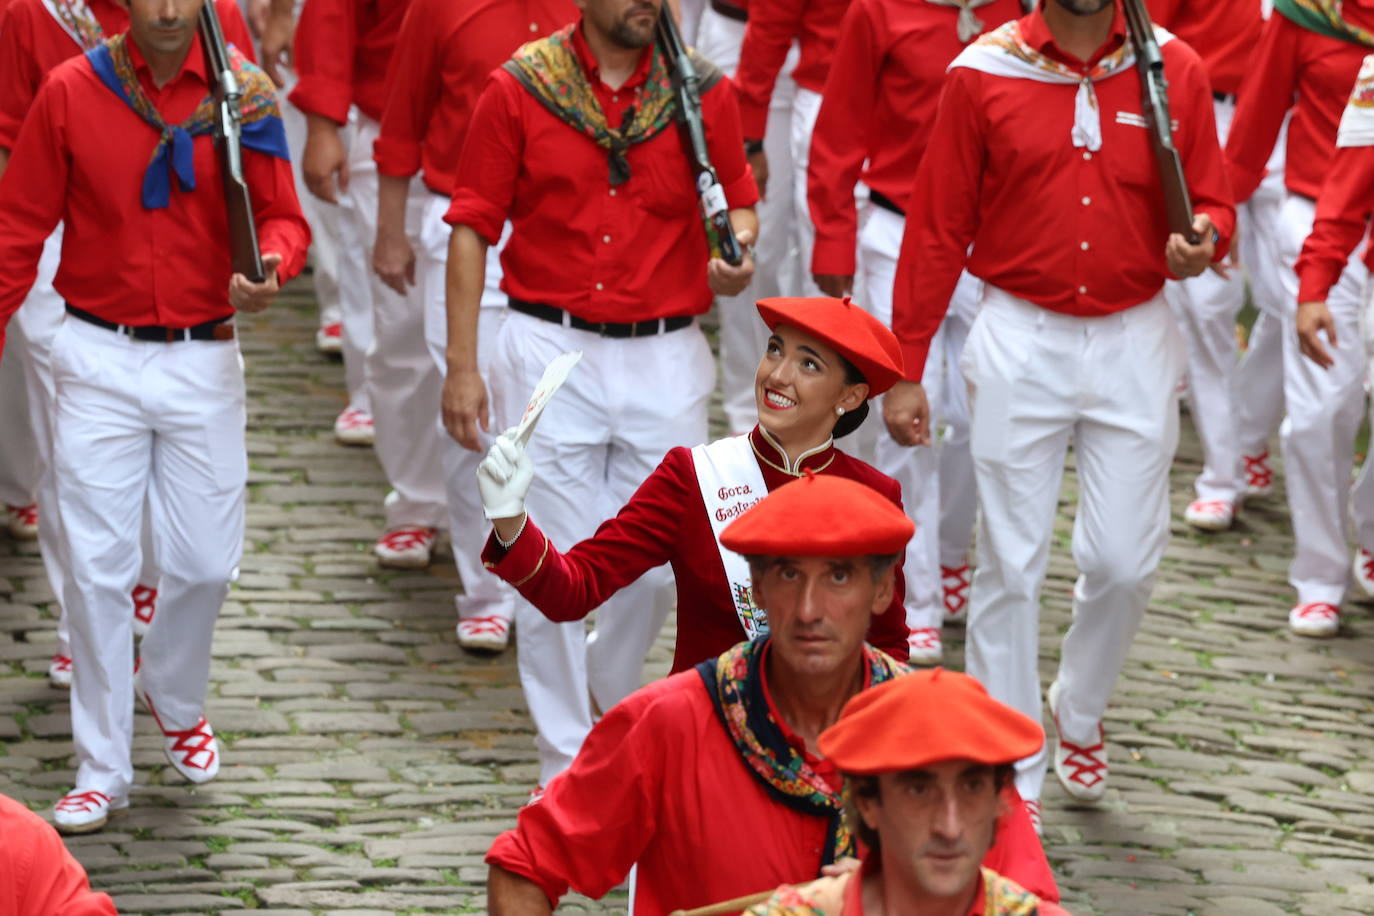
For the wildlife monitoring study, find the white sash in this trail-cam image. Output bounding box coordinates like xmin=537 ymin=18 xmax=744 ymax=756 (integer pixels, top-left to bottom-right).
xmin=692 ymin=435 xmax=770 ymax=640
xmin=1338 ymin=54 xmax=1374 ymax=148
xmin=40 ymin=0 xmax=103 ymax=51
xmin=949 ymin=20 xmax=1174 ymax=152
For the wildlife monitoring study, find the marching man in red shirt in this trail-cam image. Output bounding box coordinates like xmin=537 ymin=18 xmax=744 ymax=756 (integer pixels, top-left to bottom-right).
xmin=0 ymin=0 xmax=254 ymax=685
xmin=1295 ymin=54 xmax=1374 ymax=635
xmin=483 ymin=474 xmax=1059 ymax=915
xmin=1224 ymin=0 xmax=1374 ymax=636
xmin=370 ymin=0 xmax=573 ymax=652
xmin=887 ymin=0 xmax=1233 ymax=823
xmin=806 ymin=0 xmax=1023 ymax=665
xmin=0 ymin=0 xmax=310 ymax=832
xmin=444 ymin=0 xmax=758 ymax=787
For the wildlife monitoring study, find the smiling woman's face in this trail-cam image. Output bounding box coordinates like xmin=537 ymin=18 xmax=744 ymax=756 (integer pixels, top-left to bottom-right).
xmin=754 ymin=324 xmax=868 ymax=445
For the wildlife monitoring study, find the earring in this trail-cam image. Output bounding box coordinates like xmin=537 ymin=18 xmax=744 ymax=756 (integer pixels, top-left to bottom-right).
xmin=835 ymin=407 xmax=845 ymax=417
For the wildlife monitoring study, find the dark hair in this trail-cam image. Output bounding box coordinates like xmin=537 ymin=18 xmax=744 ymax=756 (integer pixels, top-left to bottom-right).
xmin=833 ymin=355 xmax=869 ymax=439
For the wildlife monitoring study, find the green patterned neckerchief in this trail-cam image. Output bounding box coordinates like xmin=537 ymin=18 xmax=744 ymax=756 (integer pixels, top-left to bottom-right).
xmin=1273 ymin=0 xmax=1374 ymax=46
xmin=696 ymin=637 xmax=907 ymax=866
xmin=501 ymin=21 xmax=719 ymax=186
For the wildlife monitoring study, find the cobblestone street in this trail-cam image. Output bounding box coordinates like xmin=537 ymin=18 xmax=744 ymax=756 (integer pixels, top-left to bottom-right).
xmin=3 ymin=280 xmax=1374 ymax=915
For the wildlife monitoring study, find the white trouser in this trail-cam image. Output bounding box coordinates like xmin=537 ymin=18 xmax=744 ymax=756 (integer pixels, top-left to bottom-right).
xmin=0 ymin=323 xmax=39 ymax=507
xmin=333 ymin=108 xmax=373 ymax=413
xmin=419 ymin=199 xmax=516 ymax=622
xmin=854 ymin=204 xmax=981 ymax=630
xmin=344 ymin=114 xmax=447 ymax=530
xmin=490 ymin=311 xmax=714 ymax=783
xmin=1234 ymin=119 xmax=1291 ymax=459
xmin=1352 ymin=293 xmax=1374 ymax=551
xmin=281 ymin=71 xmax=343 ymax=331
xmin=697 ymin=7 xmax=804 ymax=433
xmin=14 ymin=232 xmax=161 ymax=659
xmin=789 ymin=86 xmax=825 ymax=299
xmin=962 ymin=288 xmax=1185 ymax=801
xmin=51 ymin=318 xmax=246 ymax=799
xmin=1275 ymin=193 xmax=1369 ymax=605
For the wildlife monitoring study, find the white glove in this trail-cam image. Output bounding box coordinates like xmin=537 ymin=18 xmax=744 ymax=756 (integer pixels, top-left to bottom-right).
xmin=477 ymin=428 xmax=535 ymax=520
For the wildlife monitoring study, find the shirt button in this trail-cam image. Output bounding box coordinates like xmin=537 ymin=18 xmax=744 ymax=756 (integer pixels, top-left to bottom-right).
xmin=595 ymin=282 xmax=604 ymax=291
xmin=1082 ymin=151 xmax=1092 ymax=161
xmin=1078 ymin=285 xmax=1088 ymax=294
xmin=602 ymin=234 xmax=612 ymax=243
xmin=529 ymin=21 xmax=538 ymax=31
xmin=1080 ymin=241 xmax=1089 ymax=251
xmin=612 ymin=94 xmax=619 ymax=102
xmin=1081 ymin=196 xmax=1091 ymax=206
xmin=609 ymin=188 xmax=617 ymax=197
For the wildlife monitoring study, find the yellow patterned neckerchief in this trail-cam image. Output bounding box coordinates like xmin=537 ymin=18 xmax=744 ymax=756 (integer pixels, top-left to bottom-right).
xmin=744 ymin=867 xmax=1041 ymax=915
xmin=1273 ymin=0 xmax=1374 ymax=46
xmin=42 ymin=0 xmax=104 ymax=50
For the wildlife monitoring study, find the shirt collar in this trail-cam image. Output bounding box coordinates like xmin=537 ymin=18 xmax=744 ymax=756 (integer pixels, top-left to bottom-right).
xmin=570 ymin=16 xmax=656 ymax=92
xmin=1021 ymin=0 xmax=1127 ymax=70
xmin=125 ymin=29 xmax=210 ymax=93
xmin=750 ymin=425 xmax=837 ymax=477
xmin=758 ymin=639 xmax=870 ymax=774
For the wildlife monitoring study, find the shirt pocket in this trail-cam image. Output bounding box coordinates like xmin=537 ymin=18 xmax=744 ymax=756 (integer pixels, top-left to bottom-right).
xmin=631 ymin=131 xmax=700 ymax=219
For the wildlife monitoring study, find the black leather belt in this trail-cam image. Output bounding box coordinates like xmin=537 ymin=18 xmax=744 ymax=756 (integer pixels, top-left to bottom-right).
xmin=1213 ymin=91 xmax=1237 ymax=104
xmin=66 ymin=304 xmax=236 ymax=342
xmin=711 ymin=0 xmax=748 ymax=22
xmin=509 ymin=298 xmax=693 ymax=339
xmin=869 ymin=189 xmax=906 ymax=217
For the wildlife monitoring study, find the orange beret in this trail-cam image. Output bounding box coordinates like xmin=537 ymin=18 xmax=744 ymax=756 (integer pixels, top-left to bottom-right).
xmin=818 ymin=669 xmax=1044 ymax=774
xmin=719 ymin=472 xmax=914 ymax=556
xmin=756 ymin=296 xmax=905 ymax=396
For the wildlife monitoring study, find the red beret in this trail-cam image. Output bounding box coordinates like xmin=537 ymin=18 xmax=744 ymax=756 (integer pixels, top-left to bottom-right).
xmin=818 ymin=669 xmax=1044 ymax=774
xmin=719 ymin=472 xmax=914 ymax=556
xmin=756 ymin=296 xmax=905 ymax=396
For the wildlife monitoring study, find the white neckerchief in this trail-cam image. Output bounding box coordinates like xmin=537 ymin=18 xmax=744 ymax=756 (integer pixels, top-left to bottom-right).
xmin=925 ymin=0 xmax=1003 ymax=43
xmin=949 ymin=18 xmax=1175 ymax=152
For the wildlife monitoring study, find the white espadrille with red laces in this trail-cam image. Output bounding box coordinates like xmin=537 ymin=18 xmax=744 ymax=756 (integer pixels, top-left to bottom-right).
xmin=906 ymin=627 xmax=943 ymax=665
xmin=375 ymin=527 xmax=437 ymax=569
xmin=1242 ymin=450 xmax=1274 ymax=497
xmin=136 ymin=679 xmax=221 ymax=783
xmin=457 ymin=615 xmax=511 ymax=652
xmin=48 ymin=654 xmax=73 ymax=688
xmin=53 ymin=789 xmax=124 ymax=834
xmin=1289 ymin=602 xmax=1340 ymax=638
xmin=941 ymin=564 xmax=970 ymax=625
xmin=1048 ymin=680 xmax=1107 ymax=802
xmin=333 ymin=406 xmax=375 ymax=446
xmin=1352 ymin=548 xmax=1374 ymax=598
xmin=5 ymin=503 xmax=38 ymax=539
xmin=1024 ymin=798 xmax=1043 ymax=837
xmin=1184 ymin=499 xmax=1234 ymax=532
xmin=316 ymin=321 xmax=343 ymax=354
xmin=131 ymin=584 xmax=158 ymax=637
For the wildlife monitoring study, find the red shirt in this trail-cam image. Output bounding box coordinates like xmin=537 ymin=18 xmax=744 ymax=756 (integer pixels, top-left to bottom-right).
xmin=891 ymin=5 xmax=1234 ymax=380
xmin=487 ymin=657 xmax=1058 ymax=915
xmin=481 ymin=427 xmax=911 ymax=669
xmin=445 ymin=20 xmax=758 ymax=322
xmin=807 ymin=0 xmax=1022 ymax=276
xmin=0 ymin=35 xmax=310 ymax=345
xmin=734 ymin=0 xmax=849 ymax=137
xmin=289 ymin=0 xmax=410 ymax=123
xmin=1144 ymin=0 xmax=1262 ymax=97
xmin=0 ymin=794 xmax=117 ymax=916
xmin=1296 ymin=142 xmax=1374 ymax=302
xmin=1224 ymin=5 xmax=1374 ymax=203
xmin=373 ymin=0 xmax=574 ymax=195
xmin=0 ymin=0 xmax=254 ymax=150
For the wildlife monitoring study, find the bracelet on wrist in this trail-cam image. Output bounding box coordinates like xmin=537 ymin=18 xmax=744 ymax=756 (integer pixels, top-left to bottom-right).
xmin=495 ymin=514 xmax=527 ymax=548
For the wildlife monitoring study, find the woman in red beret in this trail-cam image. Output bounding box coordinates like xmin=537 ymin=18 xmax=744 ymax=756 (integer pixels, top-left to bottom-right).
xmin=477 ymin=296 xmax=915 ymax=709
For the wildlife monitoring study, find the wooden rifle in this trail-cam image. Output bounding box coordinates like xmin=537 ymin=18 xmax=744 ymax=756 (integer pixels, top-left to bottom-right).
xmin=200 ymin=0 xmax=266 ymax=282
xmin=1121 ymin=0 xmax=1198 ymax=244
xmin=656 ymin=8 xmax=745 ymax=266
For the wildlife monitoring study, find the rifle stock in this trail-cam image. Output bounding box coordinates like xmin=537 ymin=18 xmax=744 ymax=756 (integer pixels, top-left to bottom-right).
xmin=1121 ymin=0 xmax=1199 ymax=244
xmin=657 ymin=9 xmax=744 ymax=266
xmin=200 ymin=1 xmax=266 ymax=283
